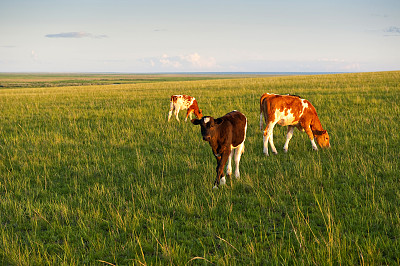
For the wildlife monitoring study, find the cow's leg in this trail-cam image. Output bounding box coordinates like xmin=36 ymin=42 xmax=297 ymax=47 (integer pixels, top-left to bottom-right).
xmin=174 ymin=108 xmax=180 ymax=122
xmin=168 ymin=102 xmax=174 ymax=121
xmin=268 ymin=132 xmax=278 ymax=155
xmin=263 ymin=122 xmax=277 ymax=155
xmin=185 ymin=109 xmax=193 ymax=122
xmin=226 ymin=149 xmax=234 ymax=178
xmin=263 ymin=124 xmax=271 ymax=155
xmin=304 ymin=126 xmax=318 ymax=150
xmin=283 ymin=126 xmax=295 ymax=153
xmin=213 ymin=151 xmax=230 ymax=189
xmin=263 ymin=133 xmax=269 ymax=155
xmin=234 ymin=142 xmax=245 ymax=179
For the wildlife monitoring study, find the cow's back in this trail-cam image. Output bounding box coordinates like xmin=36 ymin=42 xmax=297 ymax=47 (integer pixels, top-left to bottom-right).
xmin=219 ymin=111 xmax=247 ymax=147
xmin=262 ymin=95 xmax=307 ymax=124
xmin=171 ymin=95 xmax=194 ymax=109
xmin=266 ymin=95 xmax=302 ymax=111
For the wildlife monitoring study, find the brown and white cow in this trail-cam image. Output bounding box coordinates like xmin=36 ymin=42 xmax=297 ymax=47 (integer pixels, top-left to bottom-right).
xmin=192 ymin=111 xmax=247 ymax=189
xmin=259 ymin=93 xmax=330 ymax=155
xmin=168 ymin=95 xmax=203 ymax=122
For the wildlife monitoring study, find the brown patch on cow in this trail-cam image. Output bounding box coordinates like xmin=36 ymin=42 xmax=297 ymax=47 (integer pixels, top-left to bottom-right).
xmin=183 ymin=95 xmax=192 ymax=101
xmin=171 ymin=95 xmax=178 ymax=102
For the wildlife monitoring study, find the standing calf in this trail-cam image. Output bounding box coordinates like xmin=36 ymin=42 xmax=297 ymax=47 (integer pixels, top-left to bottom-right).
xmin=168 ymin=95 xmax=203 ymax=122
xmin=192 ymin=111 xmax=247 ymax=189
xmin=259 ymin=93 xmax=330 ymax=155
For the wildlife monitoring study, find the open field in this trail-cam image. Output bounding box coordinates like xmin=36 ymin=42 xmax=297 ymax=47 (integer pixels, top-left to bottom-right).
xmin=0 ymin=71 xmax=399 ymax=265
xmin=0 ymin=73 xmax=277 ymax=88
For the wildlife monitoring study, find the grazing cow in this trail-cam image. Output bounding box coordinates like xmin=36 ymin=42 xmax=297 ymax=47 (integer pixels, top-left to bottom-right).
xmin=168 ymin=95 xmax=203 ymax=122
xmin=192 ymin=111 xmax=247 ymax=189
xmin=259 ymin=93 xmax=330 ymax=155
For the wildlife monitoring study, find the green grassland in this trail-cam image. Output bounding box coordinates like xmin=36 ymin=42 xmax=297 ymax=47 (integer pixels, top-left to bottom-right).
xmin=0 ymin=71 xmax=399 ymax=265
xmin=0 ymin=73 xmax=264 ymax=88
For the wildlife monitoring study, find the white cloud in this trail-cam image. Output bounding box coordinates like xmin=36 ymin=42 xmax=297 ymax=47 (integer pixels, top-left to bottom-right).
xmin=150 ymin=53 xmax=218 ymax=70
xmin=180 ymin=53 xmax=217 ymax=68
xmin=159 ymin=54 xmax=182 ymax=68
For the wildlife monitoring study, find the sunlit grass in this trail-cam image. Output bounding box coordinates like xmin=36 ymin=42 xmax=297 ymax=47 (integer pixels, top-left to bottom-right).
xmin=0 ymin=71 xmax=399 ymax=264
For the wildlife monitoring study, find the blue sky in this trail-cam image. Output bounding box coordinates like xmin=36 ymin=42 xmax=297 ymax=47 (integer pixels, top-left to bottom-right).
xmin=1 ymin=0 xmax=399 ymax=72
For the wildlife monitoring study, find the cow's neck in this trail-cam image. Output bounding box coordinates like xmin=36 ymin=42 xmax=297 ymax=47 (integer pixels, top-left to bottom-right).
xmin=208 ymin=127 xmax=221 ymax=152
xmin=194 ymin=109 xmax=201 ymax=117
xmin=310 ymin=116 xmax=324 ymax=133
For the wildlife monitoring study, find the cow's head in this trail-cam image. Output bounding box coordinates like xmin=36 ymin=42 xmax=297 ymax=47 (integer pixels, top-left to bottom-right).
xmin=191 ymin=116 xmax=217 ymax=142
xmin=196 ymin=109 xmax=204 ymax=119
xmin=315 ymin=130 xmax=330 ymax=148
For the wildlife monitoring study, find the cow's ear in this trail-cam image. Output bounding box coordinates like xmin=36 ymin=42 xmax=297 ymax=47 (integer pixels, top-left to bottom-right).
xmin=315 ymin=130 xmax=326 ymax=135
xmin=191 ymin=119 xmax=201 ymax=125
xmin=214 ymin=118 xmax=223 ymax=125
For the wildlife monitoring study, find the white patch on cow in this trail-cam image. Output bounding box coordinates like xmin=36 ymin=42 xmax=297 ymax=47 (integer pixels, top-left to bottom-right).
xmin=220 ymin=176 xmax=226 ymax=185
xmin=203 ymin=117 xmax=210 ymax=123
xmin=275 ymin=108 xmax=296 ymax=126
xmin=301 ymin=99 xmax=309 ymax=113
xmin=310 ymin=139 xmax=318 ymax=150
xmin=234 ymin=142 xmax=245 ymax=178
xmin=213 ymin=185 xmax=218 ymax=189
xmin=228 ymin=118 xmax=247 ymax=178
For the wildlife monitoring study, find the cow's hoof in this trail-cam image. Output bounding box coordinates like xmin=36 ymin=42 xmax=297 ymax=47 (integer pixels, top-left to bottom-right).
xmin=220 ymin=176 xmax=226 ymax=185
xmin=213 ymin=185 xmax=218 ymax=190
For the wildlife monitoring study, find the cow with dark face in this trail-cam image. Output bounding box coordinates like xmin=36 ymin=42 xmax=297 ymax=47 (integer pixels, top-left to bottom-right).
xmin=192 ymin=111 xmax=247 ymax=189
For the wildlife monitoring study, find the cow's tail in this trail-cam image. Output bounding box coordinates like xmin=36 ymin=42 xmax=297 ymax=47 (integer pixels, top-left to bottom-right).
xmin=259 ymin=97 xmax=265 ymax=131
xmin=259 ymin=112 xmax=264 ymax=131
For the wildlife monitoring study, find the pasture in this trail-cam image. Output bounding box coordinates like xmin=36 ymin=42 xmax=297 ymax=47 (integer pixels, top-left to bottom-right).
xmin=0 ymin=71 xmax=399 ymax=265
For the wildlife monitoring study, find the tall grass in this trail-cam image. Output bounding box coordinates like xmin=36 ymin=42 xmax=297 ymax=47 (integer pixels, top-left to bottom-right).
xmin=0 ymin=71 xmax=399 ymax=265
